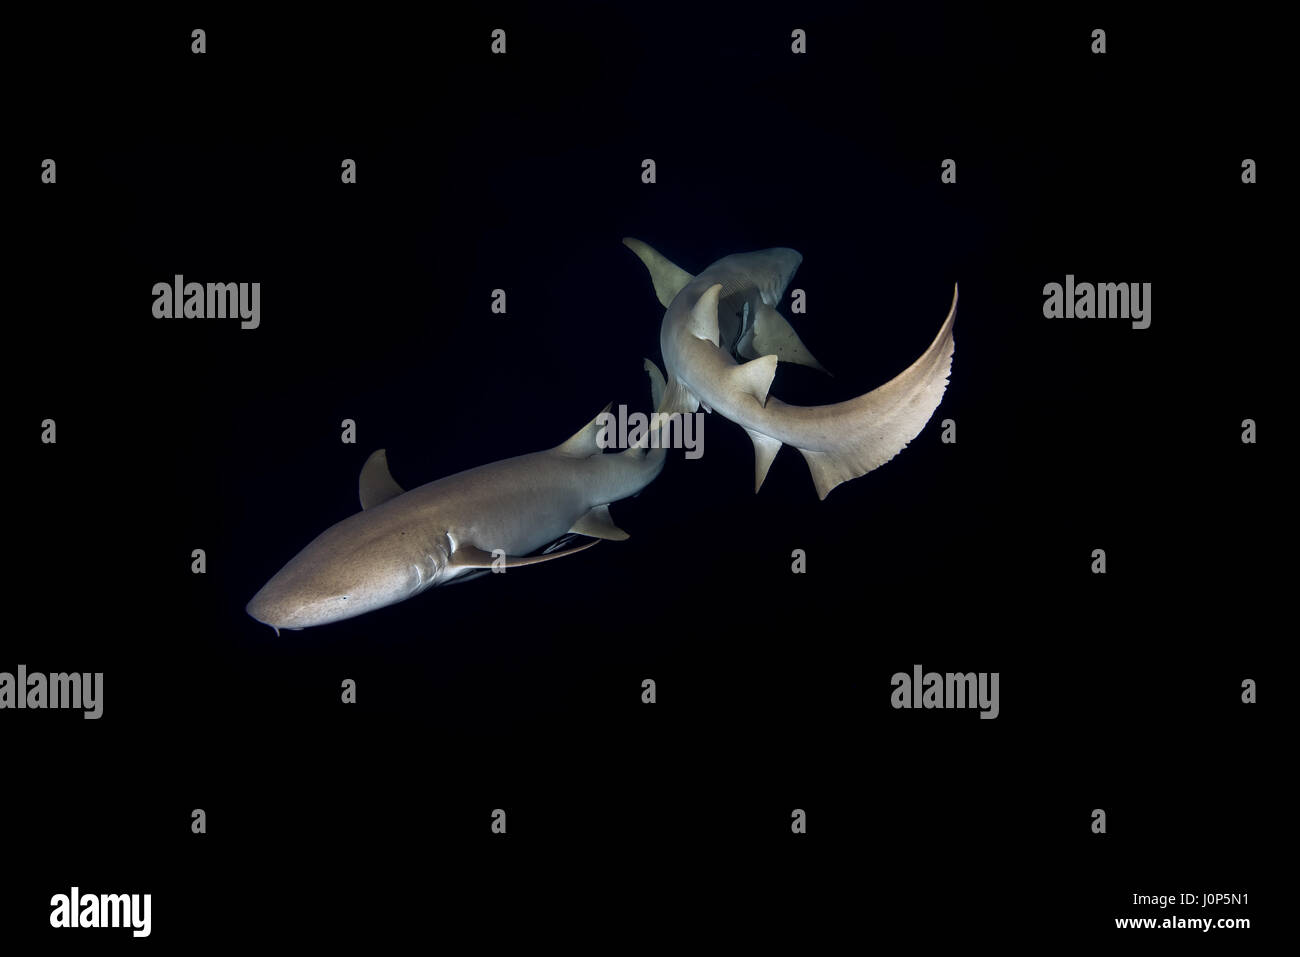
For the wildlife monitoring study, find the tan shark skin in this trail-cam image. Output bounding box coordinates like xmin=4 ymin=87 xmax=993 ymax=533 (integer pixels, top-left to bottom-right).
xmin=247 ymin=371 xmax=666 ymax=632
xmin=624 ymin=238 xmax=957 ymax=499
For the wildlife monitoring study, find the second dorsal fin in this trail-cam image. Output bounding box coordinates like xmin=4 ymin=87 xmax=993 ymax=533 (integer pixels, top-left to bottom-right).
xmin=555 ymin=402 xmax=614 ymax=458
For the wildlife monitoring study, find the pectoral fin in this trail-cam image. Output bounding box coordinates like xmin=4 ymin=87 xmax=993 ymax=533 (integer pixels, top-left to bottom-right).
xmin=738 ymin=302 xmax=828 ymax=374
xmin=569 ymin=504 xmax=629 ymax=541
xmin=622 ymin=238 xmax=694 ymax=307
xmin=448 ymin=539 xmax=600 ymax=570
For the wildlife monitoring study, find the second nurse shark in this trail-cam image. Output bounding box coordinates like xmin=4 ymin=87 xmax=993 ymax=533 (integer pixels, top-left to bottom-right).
xmin=247 ymin=241 xmax=957 ymax=630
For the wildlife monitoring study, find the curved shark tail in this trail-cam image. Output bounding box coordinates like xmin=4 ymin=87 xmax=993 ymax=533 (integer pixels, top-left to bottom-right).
xmin=786 ymin=284 xmax=958 ymax=499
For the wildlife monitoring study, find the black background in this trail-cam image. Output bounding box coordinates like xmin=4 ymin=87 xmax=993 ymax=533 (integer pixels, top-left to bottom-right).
xmin=8 ymin=5 xmax=1281 ymax=946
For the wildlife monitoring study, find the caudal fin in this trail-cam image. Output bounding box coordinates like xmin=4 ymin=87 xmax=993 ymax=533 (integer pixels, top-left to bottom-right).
xmin=792 ymin=284 xmax=957 ymax=499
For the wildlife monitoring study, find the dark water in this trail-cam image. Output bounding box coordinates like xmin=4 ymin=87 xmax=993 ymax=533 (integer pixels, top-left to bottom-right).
xmin=11 ymin=6 xmax=1281 ymax=944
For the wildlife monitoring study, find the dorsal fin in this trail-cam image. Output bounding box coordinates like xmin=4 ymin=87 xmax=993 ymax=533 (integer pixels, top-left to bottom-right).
xmin=555 ymin=402 xmax=613 ymax=457
xmin=687 ymin=283 xmax=724 ymax=346
xmin=359 ymin=449 xmax=405 ymax=509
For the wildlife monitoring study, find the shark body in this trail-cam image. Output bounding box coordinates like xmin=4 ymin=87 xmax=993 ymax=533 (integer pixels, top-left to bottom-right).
xmin=247 ymin=367 xmax=666 ymax=631
xmin=623 ymin=238 xmax=957 ymax=499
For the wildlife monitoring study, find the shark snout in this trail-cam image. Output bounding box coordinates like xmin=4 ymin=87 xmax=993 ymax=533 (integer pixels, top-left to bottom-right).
xmin=245 ymin=573 xmax=328 ymax=632
xmin=245 ymin=586 xmax=299 ymax=633
xmin=246 ymin=572 xmax=374 ymax=632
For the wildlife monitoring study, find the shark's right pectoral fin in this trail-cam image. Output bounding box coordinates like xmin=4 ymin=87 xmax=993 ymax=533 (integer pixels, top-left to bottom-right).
xmin=737 ymin=302 xmax=829 ymax=374
xmin=448 ymin=538 xmax=600 ymax=571
xmin=359 ymin=449 xmax=406 ymax=509
xmin=797 ymin=284 xmax=958 ymax=499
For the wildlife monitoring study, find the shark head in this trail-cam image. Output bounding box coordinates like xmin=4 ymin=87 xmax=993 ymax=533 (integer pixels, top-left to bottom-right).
xmin=246 ymin=513 xmax=449 ymax=631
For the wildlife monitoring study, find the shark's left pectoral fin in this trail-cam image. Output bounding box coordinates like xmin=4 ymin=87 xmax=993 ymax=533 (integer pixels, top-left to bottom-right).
xmin=359 ymin=449 xmax=406 ymax=509
xmin=569 ymin=504 xmax=629 ymax=541
xmin=622 ymin=238 xmax=694 ymax=307
xmin=448 ymin=539 xmax=600 ymax=570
